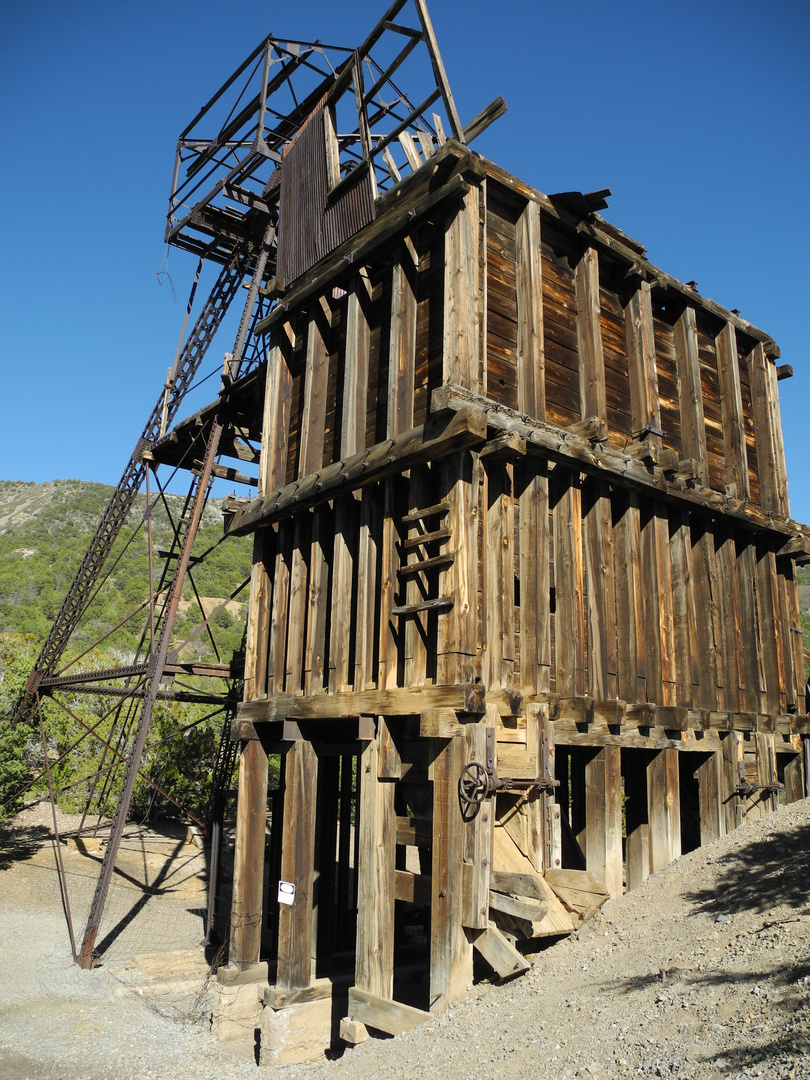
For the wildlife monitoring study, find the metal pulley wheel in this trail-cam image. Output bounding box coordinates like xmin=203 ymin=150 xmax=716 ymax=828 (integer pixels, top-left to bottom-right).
xmin=459 ymin=761 xmax=492 ymax=810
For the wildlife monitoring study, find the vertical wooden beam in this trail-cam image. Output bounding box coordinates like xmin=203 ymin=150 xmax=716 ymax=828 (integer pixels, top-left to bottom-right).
xmin=625 ymin=280 xmax=661 ymax=440
xmin=647 ymin=748 xmax=681 ymax=873
xmin=584 ymin=746 xmax=623 ymax=897
xmin=517 ymin=459 xmax=550 ymax=696
xmin=277 ymin=740 xmax=318 ymax=990
xmin=783 ymin=754 xmax=804 ymax=803
xmin=267 ymin=521 xmax=293 ymax=695
xmin=640 ymin=502 xmax=676 ymax=706
xmin=582 ymin=478 xmax=617 ymax=700
xmin=285 ymin=516 xmax=309 ymax=694
xmin=355 ymin=488 xmax=379 ymax=691
xmin=613 ymin=492 xmax=646 ymax=704
xmin=443 ymin=188 xmax=481 ymax=391
xmin=388 ymin=246 xmax=417 ymax=436
xmin=553 ymin=468 xmax=586 ymax=697
xmin=483 ymin=460 xmax=515 ymax=689
xmin=355 ymin=724 xmax=396 ymax=999
xmin=756 ymin=542 xmax=786 ymax=714
xmin=736 ymin=537 xmax=763 ymax=713
xmin=721 ymin=731 xmax=744 ymax=834
xmin=229 ymin=738 xmax=269 ymax=969
xmin=430 ymin=736 xmax=472 ymax=1012
xmin=714 ymin=527 xmax=743 ymax=712
xmin=689 ymin=517 xmax=719 ymax=712
xmin=516 ymin=199 xmax=545 ymax=421
xmin=696 ymin=751 xmax=724 ymax=844
xmin=403 ymin=469 xmax=431 ymax=687
xmin=624 ymin=749 xmax=649 ymax=892
xmin=748 ymin=343 xmax=789 ymax=517
xmin=670 ymin=508 xmax=698 ymax=706
xmin=755 ymin=733 xmax=777 ymax=816
xmin=462 ymin=723 xmax=492 ymax=930
xmin=674 ymin=306 xmax=708 ymax=485
xmin=303 ymin=507 xmax=329 ymax=695
xmin=437 ymin=451 xmax=478 ymax=685
xmin=715 ymin=322 xmax=750 ymax=501
xmin=377 ymin=481 xmax=400 ymax=689
xmin=574 ymin=246 xmax=606 ymax=422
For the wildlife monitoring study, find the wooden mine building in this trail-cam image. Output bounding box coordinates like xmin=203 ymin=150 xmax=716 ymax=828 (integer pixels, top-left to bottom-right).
xmin=144 ymin=2 xmax=809 ymax=1063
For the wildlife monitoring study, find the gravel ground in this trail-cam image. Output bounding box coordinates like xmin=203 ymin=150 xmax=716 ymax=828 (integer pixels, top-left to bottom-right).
xmin=1 ymin=799 xmax=808 ymax=1080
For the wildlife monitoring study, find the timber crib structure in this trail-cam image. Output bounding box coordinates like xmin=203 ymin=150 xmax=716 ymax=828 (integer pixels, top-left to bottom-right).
xmin=16 ymin=0 xmax=810 ymax=1064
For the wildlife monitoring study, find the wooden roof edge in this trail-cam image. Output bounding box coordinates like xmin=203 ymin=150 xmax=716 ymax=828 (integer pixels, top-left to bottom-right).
xmin=478 ymin=157 xmax=781 ymax=360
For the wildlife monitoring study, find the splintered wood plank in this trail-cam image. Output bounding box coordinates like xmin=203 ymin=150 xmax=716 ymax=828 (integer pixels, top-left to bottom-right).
xmin=517 ymin=458 xmax=550 ymax=695
xmin=624 ymin=281 xmax=661 ymax=438
xmin=483 ymin=459 xmax=515 ymax=688
xmin=355 ymin=728 xmax=396 ymax=999
xmin=229 ymin=738 xmax=269 ymax=968
xmin=516 ymin=199 xmax=545 ymax=420
xmin=696 ymin=751 xmax=724 ymax=844
xmin=613 ymin=492 xmax=645 ymax=703
xmin=736 ymin=538 xmax=763 ymax=713
xmin=674 ymin=307 xmax=709 ymax=486
xmin=721 ymin=731 xmax=744 ymax=833
xmin=582 ymin=478 xmax=617 ymax=700
xmin=430 ymin=736 xmax=473 ymax=1012
xmin=443 ymin=187 xmax=481 ymax=391
xmin=715 ymin=322 xmax=750 ymax=501
xmin=553 ymin=468 xmax=585 ymax=697
xmin=490 ymin=827 xmax=574 ymax=935
xmin=584 ymin=746 xmax=623 ymax=897
xmin=462 ymin=724 xmax=493 ymax=930
xmin=348 ymin=987 xmax=428 ymax=1037
xmin=277 ymin=740 xmax=318 ymax=990
xmin=647 ymin=747 xmax=681 ymax=873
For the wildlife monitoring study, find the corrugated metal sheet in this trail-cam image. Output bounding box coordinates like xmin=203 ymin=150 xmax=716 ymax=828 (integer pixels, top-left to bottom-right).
xmin=277 ymin=95 xmax=375 ymax=285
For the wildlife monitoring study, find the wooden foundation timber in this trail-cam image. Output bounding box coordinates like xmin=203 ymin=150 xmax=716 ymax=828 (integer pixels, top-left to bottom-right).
xmin=146 ymin=6 xmax=809 ymax=1064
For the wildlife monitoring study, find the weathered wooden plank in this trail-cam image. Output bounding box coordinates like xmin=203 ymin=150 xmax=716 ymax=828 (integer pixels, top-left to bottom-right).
xmin=430 ymin=736 xmax=473 ymax=1012
xmin=347 ymin=987 xmax=428 ymax=1036
xmin=483 ymin=459 xmax=515 ymax=688
xmin=612 ymin=492 xmax=645 ymax=703
xmin=285 ymin=516 xmax=309 ymax=694
xmin=721 ymin=731 xmax=744 ymax=833
xmin=715 ymin=321 xmax=750 ymax=501
xmin=582 ymin=479 xmax=617 ymax=699
xmin=443 ymin=187 xmax=481 ymax=391
xmin=575 ymin=246 xmax=606 ymax=424
xmin=714 ymin=527 xmax=743 ymax=712
xmin=517 ymin=458 xmax=550 ymax=695
xmin=647 ymin=747 xmax=681 ymax=872
xmin=624 ymin=280 xmax=660 ymax=439
xmin=669 ymin=508 xmax=697 ymax=706
xmin=378 ymin=481 xmax=400 ymax=690
xmin=472 ymin=922 xmax=530 ymax=979
xmin=516 ymin=199 xmax=545 ymax=420
xmin=674 ymin=307 xmax=709 ymax=487
xmin=624 ymin=747 xmax=649 ymax=892
xmin=640 ymin=503 xmax=676 ymax=706
xmin=553 ymin=468 xmax=585 ymax=697
xmin=783 ymin=753 xmax=804 ymax=803
xmin=756 ymin=543 xmax=786 ymax=714
xmin=355 ymin=728 xmax=396 ymax=999
xmin=355 ymin=489 xmax=380 ymax=691
xmin=437 ymin=451 xmax=478 ymax=684
xmin=404 ymin=469 xmax=431 ymax=688
xmin=736 ymin=538 xmax=763 ymax=713
xmin=228 ymin=738 xmax=269 ymax=969
xmin=303 ymin=507 xmax=329 ymax=695
xmin=584 ymin=745 xmax=623 ymax=897
xmin=696 ymin=750 xmax=724 ymax=844
xmin=277 ymin=740 xmax=318 ymax=990
xmin=688 ymin=517 xmax=719 ymax=711
xmin=462 ymin=724 xmax=493 ymax=930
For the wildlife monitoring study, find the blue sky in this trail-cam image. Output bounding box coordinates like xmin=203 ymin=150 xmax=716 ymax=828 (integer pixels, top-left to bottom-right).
xmin=1 ymin=1 xmax=809 ymax=520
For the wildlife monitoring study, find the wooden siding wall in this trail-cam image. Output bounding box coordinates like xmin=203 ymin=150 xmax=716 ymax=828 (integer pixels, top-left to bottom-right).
xmin=245 ymin=177 xmax=803 ymax=718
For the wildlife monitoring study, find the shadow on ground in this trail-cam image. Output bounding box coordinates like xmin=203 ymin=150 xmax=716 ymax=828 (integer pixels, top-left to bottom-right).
xmin=0 ymin=824 xmax=51 ymax=870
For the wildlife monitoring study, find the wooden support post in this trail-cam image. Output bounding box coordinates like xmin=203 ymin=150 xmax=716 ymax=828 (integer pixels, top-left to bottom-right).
xmin=355 ymin=723 xmax=396 ymax=999
xmin=277 ymin=740 xmax=318 ymax=991
xmin=783 ymin=753 xmax=804 ymax=803
xmin=623 ymin=749 xmax=649 ymax=892
xmin=640 ymin=501 xmax=675 ymax=706
xmin=696 ymin=751 xmax=724 ymax=844
xmin=582 ymin=478 xmax=617 ymax=700
xmin=674 ymin=306 xmax=708 ymax=485
xmin=714 ymin=526 xmax=743 ymax=712
xmin=516 ymin=199 xmax=545 ymax=421
xmin=517 ymin=458 xmax=550 ymax=696
xmin=715 ymin=322 xmax=750 ymax=501
xmin=430 ymin=736 xmax=472 ymax=1013
xmin=756 ymin=541 xmax=786 ymax=715
xmin=229 ymin=738 xmax=269 ymax=969
xmin=268 ymin=521 xmax=293 ymax=696
xmin=755 ymin=732 xmax=777 ymax=816
xmin=689 ymin=516 xmax=719 ymax=711
xmin=647 ymin=748 xmax=681 ymax=873
xmin=575 ymin=246 xmax=606 ymax=423
xmin=462 ymin=723 xmax=492 ymax=930
xmin=443 ymin=187 xmax=481 ymax=391
xmin=721 ymin=731 xmax=744 ymax=834
xmin=553 ymin=468 xmax=586 ymax=697
xmin=736 ymin=537 xmax=763 ymax=713
xmin=304 ymin=506 xmax=329 ymax=695
xmin=584 ymin=746 xmax=623 ymax=897
xmin=483 ymin=459 xmax=515 ymax=689
xmin=437 ymin=451 xmax=478 ymax=685
xmin=747 ymin=343 xmax=788 ymax=517
xmin=670 ymin=508 xmax=698 ymax=706
xmin=355 ymin=488 xmax=380 ymax=691
xmin=625 ymin=280 xmax=661 ymax=444
xmin=613 ymin=492 xmax=646 ymax=704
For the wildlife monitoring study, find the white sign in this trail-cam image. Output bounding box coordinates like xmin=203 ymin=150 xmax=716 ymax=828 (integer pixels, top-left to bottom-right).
xmin=277 ymin=880 xmax=296 ymax=906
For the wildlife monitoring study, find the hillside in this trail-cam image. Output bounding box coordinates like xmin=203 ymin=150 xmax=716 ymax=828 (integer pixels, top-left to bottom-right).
xmin=0 ymin=479 xmax=252 ymax=657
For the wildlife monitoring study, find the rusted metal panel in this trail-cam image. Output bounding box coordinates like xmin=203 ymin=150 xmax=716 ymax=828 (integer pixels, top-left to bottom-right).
xmin=277 ymin=95 xmax=375 ymax=284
